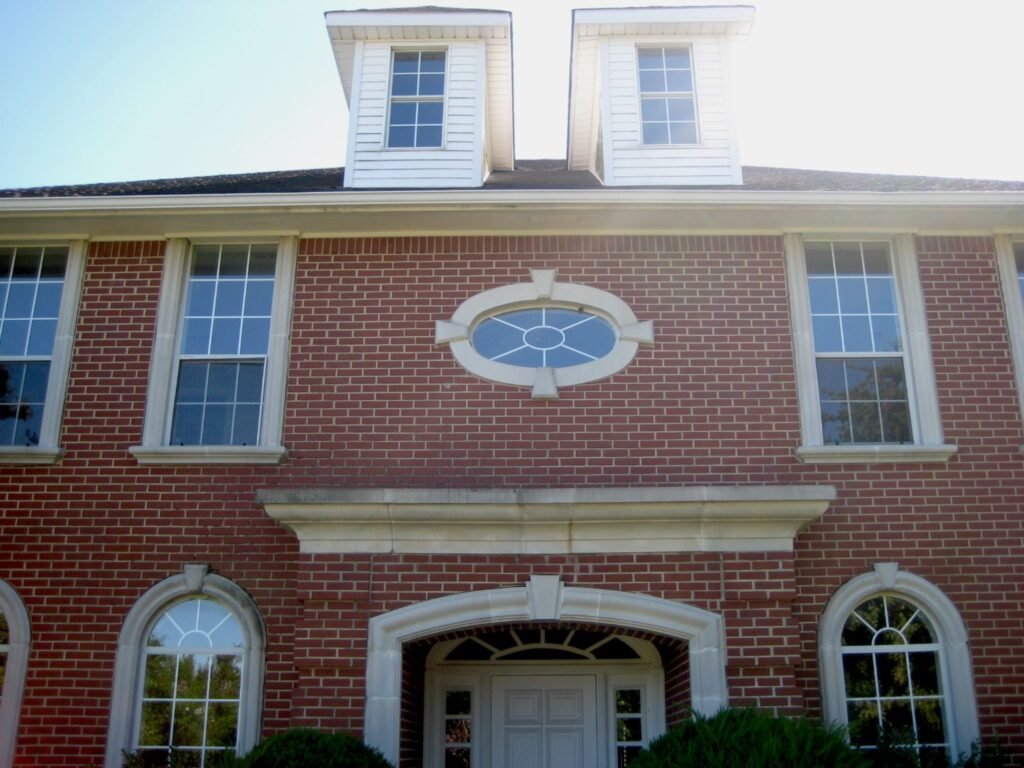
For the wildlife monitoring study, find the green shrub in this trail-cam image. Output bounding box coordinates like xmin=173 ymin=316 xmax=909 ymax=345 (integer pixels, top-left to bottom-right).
xmin=629 ymin=707 xmax=870 ymax=768
xmin=228 ymin=728 xmax=394 ymax=768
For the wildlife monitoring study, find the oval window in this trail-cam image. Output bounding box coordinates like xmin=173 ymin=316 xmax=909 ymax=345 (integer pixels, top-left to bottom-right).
xmin=472 ymin=307 xmax=616 ymax=368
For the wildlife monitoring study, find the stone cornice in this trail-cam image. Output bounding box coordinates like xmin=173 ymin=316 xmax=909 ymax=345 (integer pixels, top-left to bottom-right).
xmin=258 ymin=485 xmax=836 ymax=554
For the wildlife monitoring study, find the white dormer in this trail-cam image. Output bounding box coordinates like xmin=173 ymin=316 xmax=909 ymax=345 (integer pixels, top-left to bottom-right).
xmin=568 ymin=6 xmax=754 ymax=186
xmin=326 ymin=8 xmax=514 ymax=189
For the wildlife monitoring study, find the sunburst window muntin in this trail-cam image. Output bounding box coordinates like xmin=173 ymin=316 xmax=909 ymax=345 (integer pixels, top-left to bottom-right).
xmin=436 ymin=269 xmax=654 ymax=398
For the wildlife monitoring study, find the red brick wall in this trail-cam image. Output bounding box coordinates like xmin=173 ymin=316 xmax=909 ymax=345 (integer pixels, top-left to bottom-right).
xmin=2 ymin=235 xmax=1023 ymax=765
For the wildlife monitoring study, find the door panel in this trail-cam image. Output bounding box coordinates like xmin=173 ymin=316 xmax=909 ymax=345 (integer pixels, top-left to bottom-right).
xmin=492 ymin=676 xmax=597 ymax=768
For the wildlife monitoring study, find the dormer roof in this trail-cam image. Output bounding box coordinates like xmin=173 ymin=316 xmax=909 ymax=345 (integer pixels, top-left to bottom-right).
xmin=326 ymin=7 xmax=514 ymax=175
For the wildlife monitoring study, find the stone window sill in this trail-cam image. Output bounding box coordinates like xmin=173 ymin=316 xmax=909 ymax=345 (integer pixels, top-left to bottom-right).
xmin=129 ymin=445 xmax=286 ymax=465
xmin=796 ymin=444 xmax=957 ymax=464
xmin=0 ymin=446 xmax=64 ymax=465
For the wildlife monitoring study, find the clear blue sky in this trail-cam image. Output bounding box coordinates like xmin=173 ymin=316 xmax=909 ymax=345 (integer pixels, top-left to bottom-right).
xmin=2 ymin=0 xmax=1023 ymax=188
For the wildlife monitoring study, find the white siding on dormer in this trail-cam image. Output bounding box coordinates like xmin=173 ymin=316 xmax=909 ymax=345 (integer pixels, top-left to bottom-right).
xmin=602 ymin=38 xmax=740 ymax=186
xmin=346 ymin=40 xmax=486 ymax=188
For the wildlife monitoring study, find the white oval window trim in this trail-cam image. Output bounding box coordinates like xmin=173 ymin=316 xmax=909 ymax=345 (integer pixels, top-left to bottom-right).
xmin=435 ymin=269 xmax=654 ymax=398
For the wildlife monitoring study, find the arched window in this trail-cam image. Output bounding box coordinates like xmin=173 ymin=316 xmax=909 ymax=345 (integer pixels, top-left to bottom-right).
xmin=820 ymin=564 xmax=978 ymax=762
xmin=105 ymin=565 xmax=265 ymax=768
xmin=0 ymin=580 xmax=30 ymax=768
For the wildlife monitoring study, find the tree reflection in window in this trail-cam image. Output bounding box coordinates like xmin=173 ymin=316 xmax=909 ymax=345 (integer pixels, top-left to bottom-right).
xmin=136 ymin=598 xmax=245 ymax=767
xmin=841 ymin=595 xmax=949 ymax=766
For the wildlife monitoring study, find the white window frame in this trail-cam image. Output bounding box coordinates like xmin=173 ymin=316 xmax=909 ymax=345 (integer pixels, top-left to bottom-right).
xmin=104 ymin=564 xmax=266 ymax=768
xmin=784 ymin=233 xmax=955 ymax=463
xmin=635 ymin=43 xmax=700 ymax=147
xmin=0 ymin=240 xmax=86 ymax=465
xmin=0 ymin=580 xmax=30 ymax=768
xmin=130 ymin=236 xmax=296 ymax=464
xmin=819 ymin=563 xmax=979 ymax=761
xmin=994 ymin=235 xmax=1024 ymax=448
xmin=385 ymin=46 xmax=448 ymax=150
xmin=435 ymin=269 xmax=654 ymax=398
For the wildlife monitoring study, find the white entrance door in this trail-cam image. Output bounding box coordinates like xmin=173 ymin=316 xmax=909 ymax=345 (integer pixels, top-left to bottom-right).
xmin=491 ymin=675 xmax=597 ymax=768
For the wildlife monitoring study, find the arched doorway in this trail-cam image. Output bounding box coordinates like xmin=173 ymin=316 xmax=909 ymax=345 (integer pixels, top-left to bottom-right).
xmin=364 ymin=577 xmax=727 ymax=766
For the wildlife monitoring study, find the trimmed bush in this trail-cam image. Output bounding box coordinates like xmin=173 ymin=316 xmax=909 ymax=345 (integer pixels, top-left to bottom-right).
xmin=629 ymin=708 xmax=870 ymax=768
xmin=225 ymin=728 xmax=394 ymax=768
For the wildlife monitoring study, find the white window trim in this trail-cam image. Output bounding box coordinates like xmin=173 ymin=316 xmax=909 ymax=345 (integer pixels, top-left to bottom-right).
xmin=385 ymin=46 xmax=449 ymax=151
xmin=819 ymin=563 xmax=979 ymax=760
xmin=0 ymin=239 xmax=87 ymax=465
xmin=104 ymin=564 xmax=266 ymax=768
xmin=634 ymin=42 xmax=700 ymax=147
xmin=0 ymin=580 xmax=30 ymax=768
xmin=435 ymin=269 xmax=654 ymax=398
xmin=129 ymin=236 xmax=296 ymax=464
xmin=993 ymin=235 xmax=1024 ymax=452
xmin=784 ymin=233 xmax=956 ymax=464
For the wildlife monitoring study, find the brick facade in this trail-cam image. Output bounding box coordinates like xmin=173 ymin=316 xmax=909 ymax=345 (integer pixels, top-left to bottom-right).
xmin=2 ymin=234 xmax=1023 ymax=765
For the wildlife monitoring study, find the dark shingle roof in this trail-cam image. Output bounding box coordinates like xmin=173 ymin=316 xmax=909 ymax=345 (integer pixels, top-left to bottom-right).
xmin=2 ymin=159 xmax=1023 ymax=198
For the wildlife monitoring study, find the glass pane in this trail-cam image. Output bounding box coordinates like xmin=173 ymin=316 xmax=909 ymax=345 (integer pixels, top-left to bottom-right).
xmin=393 ymin=51 xmax=419 ymax=73
xmin=170 ymin=404 xmax=203 ymax=444
xmin=617 ymin=746 xmax=642 ymax=767
xmin=808 ymin=278 xmax=839 ymax=313
xmin=207 ymin=363 xmax=238 ymax=402
xmin=176 ymin=363 xmax=208 ymax=403
xmin=916 ymin=699 xmax=945 ymax=743
xmin=867 ymin=276 xmax=897 ymax=313
xmin=5 ymin=284 xmax=34 ymax=318
xmin=21 ymin=362 xmax=49 ymax=402
xmin=33 ymin=282 xmax=63 ymax=317
xmin=239 ymin=317 xmax=270 ymax=355
xmin=641 ymin=99 xmax=667 ymax=122
xmin=846 ymin=701 xmax=880 ymax=746
xmin=811 ymin=315 xmax=842 ymax=352
xmin=233 ymin=404 xmax=260 ymax=445
xmin=389 ymin=126 xmax=416 ymax=147
xmin=248 ymin=246 xmax=277 ymax=276
xmin=665 ymin=68 xmax=692 ymax=92
xmin=876 ymin=651 xmax=910 ymax=696
xmin=669 ymin=122 xmax=697 ymax=144
xmin=664 ymin=48 xmax=690 ymax=68
xmin=27 ymin=319 xmax=57 ymax=356
xmin=207 ymin=702 xmax=239 ymax=747
xmin=391 ymin=74 xmax=418 ymax=97
xmin=214 ymin=280 xmax=245 ymax=316
xmin=637 ymin=48 xmax=664 ymax=69
xmin=172 ymin=701 xmax=206 ymax=746
xmin=642 ymin=122 xmax=669 ymax=145
xmin=219 ymin=246 xmax=248 ymax=276
xmin=419 ymin=101 xmax=444 ymax=125
xmin=210 ymin=656 xmax=242 ymax=698
xmin=445 ymin=719 xmax=471 ymax=743
xmin=421 ymin=51 xmax=445 ymax=71
xmin=444 ymin=748 xmax=471 ymax=768
xmin=872 ymin=315 xmax=901 ymax=353
xmin=841 ymin=315 xmax=873 ymax=352
xmin=805 ymin=243 xmax=834 ymax=274
xmin=139 ymin=702 xmax=172 ymax=746
xmin=201 ymin=404 xmax=232 ymax=445
xmin=445 ymin=690 xmax=472 ymax=716
xmin=192 ymin=246 xmax=220 ymax=275
xmin=820 ymin=401 xmax=850 ymax=444
xmin=844 ymin=359 xmax=879 ymax=399
xmin=834 ymin=243 xmax=863 ymax=274
xmin=209 ymin=317 xmax=241 ymax=354
xmin=880 ymin=401 xmax=911 ymax=443
xmin=638 ymin=70 xmax=665 ymax=93
xmin=616 ymin=689 xmax=641 ymax=714
xmin=40 ymin=248 xmax=68 ymax=277
xmin=416 ymin=126 xmax=443 ymax=147
xmin=390 ymin=102 xmax=417 ymax=125
xmin=176 ymin=654 xmax=211 ymax=698
xmin=144 ymin=654 xmax=176 ymax=698
xmin=235 ymin=363 xmax=265 ymax=403
xmin=186 ymin=280 xmax=215 ymax=317
xmin=0 ymin=610 xmax=8 ymax=644
xmin=616 ymin=717 xmax=643 ymax=741
xmin=12 ymin=249 xmax=42 ymax=277
xmin=862 ymin=243 xmax=891 ymax=274
xmin=420 ymin=74 xmax=444 ymax=96
xmin=667 ymin=98 xmax=695 ymax=122
xmin=849 ymin=402 xmax=882 ymax=443
xmin=837 ymin=277 xmax=869 ymax=314
xmin=842 ymin=653 xmax=876 ymax=697
xmin=182 ymin=317 xmax=212 ymax=355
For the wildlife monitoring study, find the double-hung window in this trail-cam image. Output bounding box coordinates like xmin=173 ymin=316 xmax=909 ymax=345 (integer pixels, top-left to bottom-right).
xmin=132 ymin=238 xmax=296 ymax=464
xmin=994 ymin=236 xmax=1024 ymax=437
xmin=785 ymin=235 xmax=954 ymax=462
xmin=637 ymin=46 xmax=697 ymax=145
xmin=0 ymin=242 xmax=85 ymax=464
xmin=387 ymin=49 xmax=445 ymax=148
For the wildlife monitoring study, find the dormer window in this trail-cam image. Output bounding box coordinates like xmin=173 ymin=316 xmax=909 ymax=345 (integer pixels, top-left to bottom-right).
xmin=388 ymin=50 xmax=446 ymax=148
xmin=638 ymin=47 xmax=697 ymax=145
